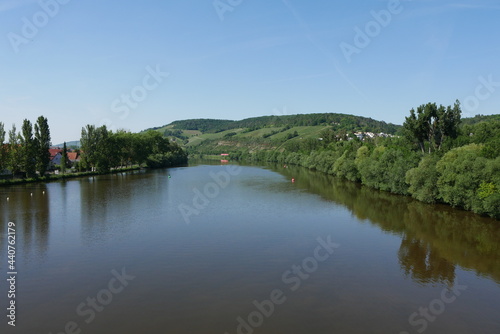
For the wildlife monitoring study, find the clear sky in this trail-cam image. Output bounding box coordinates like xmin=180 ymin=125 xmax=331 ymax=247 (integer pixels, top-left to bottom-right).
xmin=1 ymin=0 xmax=499 ymax=144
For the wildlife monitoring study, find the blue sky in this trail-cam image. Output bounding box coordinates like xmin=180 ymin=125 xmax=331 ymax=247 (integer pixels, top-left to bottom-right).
xmin=1 ymin=0 xmax=499 ymax=144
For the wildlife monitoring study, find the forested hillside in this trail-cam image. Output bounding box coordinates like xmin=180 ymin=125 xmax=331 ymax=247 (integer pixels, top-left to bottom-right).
xmin=149 ymin=113 xmax=401 ymax=135
xmin=146 ymin=113 xmax=402 ymax=154
xmin=461 ymin=114 xmax=500 ymax=125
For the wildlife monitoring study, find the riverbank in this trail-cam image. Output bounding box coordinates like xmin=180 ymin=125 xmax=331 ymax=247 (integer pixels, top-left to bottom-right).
xmin=0 ymin=166 xmax=142 ymax=186
xmin=236 ymin=150 xmax=500 ymax=220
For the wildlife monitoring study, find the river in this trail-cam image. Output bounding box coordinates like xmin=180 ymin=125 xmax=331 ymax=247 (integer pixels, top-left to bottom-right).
xmin=0 ymin=162 xmax=499 ymax=334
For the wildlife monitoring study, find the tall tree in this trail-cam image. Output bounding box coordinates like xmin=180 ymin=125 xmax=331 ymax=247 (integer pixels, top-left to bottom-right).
xmin=20 ymin=119 xmax=36 ymax=177
xmin=61 ymin=142 xmax=68 ymax=175
xmin=437 ymin=100 xmax=462 ymax=150
xmin=0 ymin=122 xmax=6 ymax=173
xmin=80 ymin=124 xmax=98 ymax=171
xmin=95 ymin=125 xmax=111 ymax=173
xmin=34 ymin=116 xmax=51 ymax=177
xmin=403 ymin=101 xmax=462 ymax=154
xmin=80 ymin=125 xmax=111 ymax=172
xmin=7 ymin=124 xmax=21 ymax=175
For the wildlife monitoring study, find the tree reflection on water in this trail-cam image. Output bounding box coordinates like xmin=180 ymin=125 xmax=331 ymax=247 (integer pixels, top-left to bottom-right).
xmin=269 ymin=163 xmax=500 ymax=285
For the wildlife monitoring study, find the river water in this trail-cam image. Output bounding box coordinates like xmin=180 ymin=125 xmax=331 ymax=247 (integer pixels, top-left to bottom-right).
xmin=0 ymin=162 xmax=499 ymax=334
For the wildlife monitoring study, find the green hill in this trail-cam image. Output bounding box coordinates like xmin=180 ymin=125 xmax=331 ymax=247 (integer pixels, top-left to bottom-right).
xmin=144 ymin=112 xmax=499 ymax=156
xmin=150 ymin=113 xmax=400 ymax=134
xmin=53 ymin=140 xmax=81 ymax=148
xmin=461 ymin=114 xmax=500 ymax=125
xmin=145 ymin=113 xmax=401 ymax=153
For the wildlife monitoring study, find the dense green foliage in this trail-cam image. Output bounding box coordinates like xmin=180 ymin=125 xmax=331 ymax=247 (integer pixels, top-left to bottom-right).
xmin=6 ymin=125 xmax=22 ymax=175
xmin=79 ymin=126 xmax=187 ymax=173
xmin=34 ymin=116 xmax=51 ymax=177
xmin=0 ymin=123 xmax=6 ymax=173
xmin=1 ymin=118 xmax=52 ymax=178
xmin=20 ymin=119 xmax=37 ymax=177
xmin=403 ymin=101 xmax=461 ymax=153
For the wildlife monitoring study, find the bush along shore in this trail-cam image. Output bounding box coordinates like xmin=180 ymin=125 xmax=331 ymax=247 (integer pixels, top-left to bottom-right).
xmin=228 ymin=102 xmax=500 ymax=219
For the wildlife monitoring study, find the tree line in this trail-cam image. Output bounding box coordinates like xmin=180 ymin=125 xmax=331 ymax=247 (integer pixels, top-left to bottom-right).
xmin=79 ymin=125 xmax=187 ymax=173
xmin=0 ymin=117 xmax=51 ymax=178
xmin=0 ymin=118 xmax=188 ymax=180
xmin=218 ymin=101 xmax=499 ymax=219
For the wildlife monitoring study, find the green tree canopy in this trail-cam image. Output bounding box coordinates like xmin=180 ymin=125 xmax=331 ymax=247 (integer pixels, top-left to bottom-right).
xmin=34 ymin=116 xmax=51 ymax=177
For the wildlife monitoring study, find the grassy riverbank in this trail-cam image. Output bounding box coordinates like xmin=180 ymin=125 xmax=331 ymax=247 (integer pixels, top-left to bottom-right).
xmin=0 ymin=166 xmax=142 ymax=186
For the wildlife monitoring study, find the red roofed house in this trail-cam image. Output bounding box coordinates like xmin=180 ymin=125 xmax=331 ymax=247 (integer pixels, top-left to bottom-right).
xmin=49 ymin=148 xmax=63 ymax=168
xmin=67 ymin=152 xmax=80 ymax=163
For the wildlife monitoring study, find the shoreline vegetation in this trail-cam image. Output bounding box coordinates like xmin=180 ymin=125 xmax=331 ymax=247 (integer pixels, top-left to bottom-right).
xmin=0 ymin=120 xmax=188 ymax=187
xmin=181 ymin=102 xmax=500 ymax=220
xmin=0 ymin=166 xmax=142 ymax=186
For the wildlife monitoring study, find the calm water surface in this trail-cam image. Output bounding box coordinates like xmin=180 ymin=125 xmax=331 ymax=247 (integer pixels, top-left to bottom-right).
xmin=0 ymin=163 xmax=499 ymax=334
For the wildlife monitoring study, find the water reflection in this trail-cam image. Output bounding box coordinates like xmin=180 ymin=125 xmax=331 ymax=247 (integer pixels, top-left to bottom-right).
xmin=0 ymin=183 xmax=49 ymax=262
xmin=267 ymin=163 xmax=500 ymax=285
xmin=79 ymin=170 xmax=168 ymax=244
xmin=1 ymin=163 xmax=499 ymax=288
xmin=80 ymin=174 xmax=135 ymax=244
xmin=398 ymin=236 xmax=456 ymax=285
